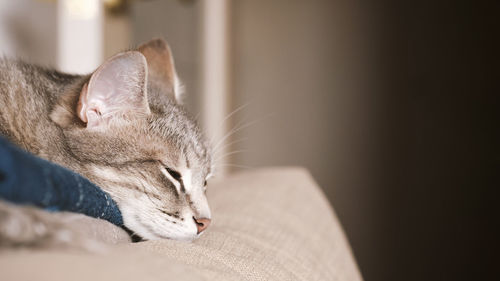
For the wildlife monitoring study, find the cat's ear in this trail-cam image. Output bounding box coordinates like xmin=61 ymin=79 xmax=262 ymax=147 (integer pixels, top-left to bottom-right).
xmin=77 ymin=51 xmax=150 ymax=129
xmin=137 ymin=38 xmax=182 ymax=103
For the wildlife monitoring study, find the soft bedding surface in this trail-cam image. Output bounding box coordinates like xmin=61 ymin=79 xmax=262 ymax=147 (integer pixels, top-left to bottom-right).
xmin=0 ymin=167 xmax=363 ymax=281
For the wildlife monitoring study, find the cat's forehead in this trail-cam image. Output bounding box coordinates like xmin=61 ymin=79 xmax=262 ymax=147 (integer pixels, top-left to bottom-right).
xmin=146 ymin=106 xmax=211 ymax=174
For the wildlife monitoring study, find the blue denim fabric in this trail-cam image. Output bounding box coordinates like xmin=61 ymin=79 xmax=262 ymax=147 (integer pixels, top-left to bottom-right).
xmin=0 ymin=136 xmax=123 ymax=226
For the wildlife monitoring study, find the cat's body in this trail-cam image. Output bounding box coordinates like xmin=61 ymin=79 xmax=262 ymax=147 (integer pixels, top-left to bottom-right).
xmin=0 ymin=39 xmax=213 ymax=244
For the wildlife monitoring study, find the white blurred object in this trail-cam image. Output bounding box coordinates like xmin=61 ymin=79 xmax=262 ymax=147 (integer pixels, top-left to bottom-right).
xmin=201 ymin=0 xmax=230 ymax=175
xmin=57 ymin=0 xmax=103 ymax=74
xmin=0 ymin=0 xmax=57 ymax=66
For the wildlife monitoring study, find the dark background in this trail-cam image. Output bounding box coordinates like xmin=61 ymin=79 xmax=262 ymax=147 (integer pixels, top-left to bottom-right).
xmin=224 ymin=1 xmax=497 ymax=280
xmin=362 ymin=1 xmax=496 ymax=280
xmin=226 ymin=1 xmax=497 ymax=280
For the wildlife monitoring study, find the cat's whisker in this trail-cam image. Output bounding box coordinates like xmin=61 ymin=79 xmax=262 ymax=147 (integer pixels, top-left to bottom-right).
xmin=212 ymin=118 xmax=261 ymax=154
xmin=214 ymin=150 xmax=247 ymax=163
xmin=210 ymin=105 xmax=253 ymax=150
xmin=212 ymin=137 xmax=248 ymax=156
xmin=217 ymin=163 xmax=255 ymax=170
xmin=211 ymin=114 xmax=273 ymax=171
xmin=213 ymin=164 xmax=255 ymax=174
xmin=213 ymin=113 xmax=274 ymax=154
xmin=208 ymin=102 xmax=250 ymax=145
xmin=223 ymin=102 xmax=250 ymax=125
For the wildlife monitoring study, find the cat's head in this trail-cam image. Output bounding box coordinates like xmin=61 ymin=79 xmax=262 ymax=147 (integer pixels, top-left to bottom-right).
xmin=51 ymin=39 xmax=212 ymax=241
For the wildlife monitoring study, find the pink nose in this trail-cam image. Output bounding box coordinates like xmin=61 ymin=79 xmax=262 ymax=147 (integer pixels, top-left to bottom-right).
xmin=193 ymin=217 xmax=211 ymax=234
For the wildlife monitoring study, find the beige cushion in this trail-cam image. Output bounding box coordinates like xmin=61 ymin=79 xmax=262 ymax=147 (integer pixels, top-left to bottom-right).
xmin=0 ymin=167 xmax=363 ymax=281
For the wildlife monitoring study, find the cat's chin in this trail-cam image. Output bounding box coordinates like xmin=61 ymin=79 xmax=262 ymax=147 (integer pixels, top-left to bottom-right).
xmin=137 ymin=224 xmax=199 ymax=242
xmin=120 ymin=208 xmax=199 ymax=242
xmin=125 ymin=221 xmax=199 ymax=242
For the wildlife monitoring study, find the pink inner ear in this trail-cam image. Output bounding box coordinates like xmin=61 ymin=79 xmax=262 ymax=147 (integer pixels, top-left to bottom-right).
xmin=77 ymin=83 xmax=89 ymax=123
xmin=77 ymin=82 xmax=104 ymax=128
xmin=76 ymin=51 xmax=150 ymax=129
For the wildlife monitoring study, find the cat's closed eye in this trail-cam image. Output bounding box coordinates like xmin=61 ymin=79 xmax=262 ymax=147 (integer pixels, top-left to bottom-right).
xmin=165 ymin=167 xmax=182 ymax=181
xmin=158 ymin=161 xmax=183 ymax=191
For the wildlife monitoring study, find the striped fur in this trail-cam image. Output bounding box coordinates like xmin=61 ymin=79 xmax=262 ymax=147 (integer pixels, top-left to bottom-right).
xmin=0 ymin=39 xmax=212 ymax=243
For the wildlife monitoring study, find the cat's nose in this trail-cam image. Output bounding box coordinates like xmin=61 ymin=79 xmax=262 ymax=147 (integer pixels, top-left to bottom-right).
xmin=193 ymin=217 xmax=211 ymax=234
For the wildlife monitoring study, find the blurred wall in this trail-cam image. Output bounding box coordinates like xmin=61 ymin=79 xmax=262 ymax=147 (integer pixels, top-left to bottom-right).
xmin=130 ymin=0 xmax=202 ymax=115
xmin=230 ymin=0 xmax=381 ymax=279
xmin=0 ymin=0 xmax=102 ymax=74
xmin=0 ymin=0 xmax=57 ymax=66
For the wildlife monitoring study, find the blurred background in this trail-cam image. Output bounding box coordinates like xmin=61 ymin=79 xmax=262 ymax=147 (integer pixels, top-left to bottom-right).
xmin=0 ymin=0 xmax=495 ymax=280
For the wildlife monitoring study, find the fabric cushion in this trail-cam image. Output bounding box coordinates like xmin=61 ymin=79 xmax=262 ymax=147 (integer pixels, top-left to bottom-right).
xmin=0 ymin=167 xmax=363 ymax=281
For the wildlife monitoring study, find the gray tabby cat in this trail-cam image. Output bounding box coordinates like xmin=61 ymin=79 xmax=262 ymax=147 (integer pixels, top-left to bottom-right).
xmin=0 ymin=38 xmax=212 ymax=243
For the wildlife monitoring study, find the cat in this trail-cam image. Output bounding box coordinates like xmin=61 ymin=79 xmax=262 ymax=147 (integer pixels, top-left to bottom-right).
xmin=0 ymin=38 xmax=213 ymax=244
